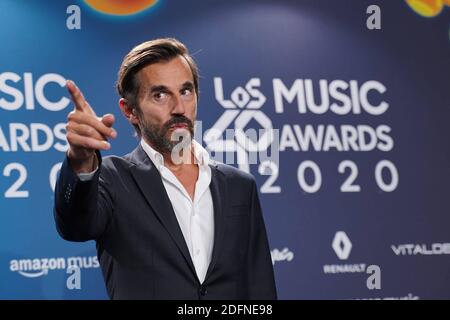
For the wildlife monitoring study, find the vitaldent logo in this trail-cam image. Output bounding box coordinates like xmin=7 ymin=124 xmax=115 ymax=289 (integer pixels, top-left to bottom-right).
xmin=10 ymin=256 xmax=99 ymax=278
xmin=391 ymin=243 xmax=450 ymax=255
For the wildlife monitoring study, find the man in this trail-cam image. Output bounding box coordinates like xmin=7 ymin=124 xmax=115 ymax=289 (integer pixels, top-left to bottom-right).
xmin=54 ymin=38 xmax=277 ymax=299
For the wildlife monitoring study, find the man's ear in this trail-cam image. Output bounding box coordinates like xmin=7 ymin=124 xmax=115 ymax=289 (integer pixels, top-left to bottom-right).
xmin=119 ymin=98 xmax=139 ymax=125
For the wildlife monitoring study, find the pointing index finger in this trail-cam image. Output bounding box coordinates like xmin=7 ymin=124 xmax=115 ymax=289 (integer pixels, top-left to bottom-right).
xmin=66 ymin=80 xmax=94 ymax=114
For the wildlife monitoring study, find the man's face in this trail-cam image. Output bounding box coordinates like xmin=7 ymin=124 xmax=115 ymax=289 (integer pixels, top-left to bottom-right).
xmin=135 ymin=55 xmax=197 ymax=154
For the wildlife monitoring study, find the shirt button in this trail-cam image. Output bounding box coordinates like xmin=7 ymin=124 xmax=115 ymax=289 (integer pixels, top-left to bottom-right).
xmin=199 ymin=286 xmax=207 ymax=296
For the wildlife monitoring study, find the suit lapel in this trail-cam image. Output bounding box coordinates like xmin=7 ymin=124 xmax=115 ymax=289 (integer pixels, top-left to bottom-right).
xmin=128 ymin=145 xmax=197 ymax=278
xmin=204 ymin=163 xmax=228 ymax=282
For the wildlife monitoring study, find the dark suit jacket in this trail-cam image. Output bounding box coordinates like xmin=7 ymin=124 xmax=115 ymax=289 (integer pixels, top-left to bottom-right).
xmin=54 ymin=145 xmax=277 ymax=299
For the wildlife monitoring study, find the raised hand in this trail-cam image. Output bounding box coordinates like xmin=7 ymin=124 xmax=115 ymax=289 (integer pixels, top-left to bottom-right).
xmin=65 ymin=80 xmax=117 ymax=173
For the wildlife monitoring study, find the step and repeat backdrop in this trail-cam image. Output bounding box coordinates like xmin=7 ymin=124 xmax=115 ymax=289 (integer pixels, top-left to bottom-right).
xmin=1 ymin=0 xmax=450 ymax=299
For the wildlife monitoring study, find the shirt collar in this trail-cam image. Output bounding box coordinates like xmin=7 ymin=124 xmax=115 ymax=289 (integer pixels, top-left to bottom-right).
xmin=140 ymin=139 xmax=210 ymax=172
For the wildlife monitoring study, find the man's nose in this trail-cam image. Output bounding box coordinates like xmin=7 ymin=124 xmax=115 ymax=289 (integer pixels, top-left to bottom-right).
xmin=171 ymin=94 xmax=186 ymax=115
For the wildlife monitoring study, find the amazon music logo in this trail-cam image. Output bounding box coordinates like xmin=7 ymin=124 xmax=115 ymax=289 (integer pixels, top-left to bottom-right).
xmin=9 ymin=256 xmax=99 ymax=278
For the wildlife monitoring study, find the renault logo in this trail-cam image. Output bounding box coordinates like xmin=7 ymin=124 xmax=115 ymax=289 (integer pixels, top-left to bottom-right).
xmin=332 ymin=231 xmax=352 ymax=260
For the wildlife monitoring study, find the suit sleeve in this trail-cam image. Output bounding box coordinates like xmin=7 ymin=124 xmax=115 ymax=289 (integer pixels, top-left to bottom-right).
xmin=247 ymin=180 xmax=278 ymax=299
xmin=53 ymin=151 xmax=114 ymax=242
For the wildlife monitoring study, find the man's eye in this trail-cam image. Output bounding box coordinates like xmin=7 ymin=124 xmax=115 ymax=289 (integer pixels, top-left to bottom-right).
xmin=153 ymin=92 xmax=167 ymax=100
xmin=182 ymin=88 xmax=193 ymax=96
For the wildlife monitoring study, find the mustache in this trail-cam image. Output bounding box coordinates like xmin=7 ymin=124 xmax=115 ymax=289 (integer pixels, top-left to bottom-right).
xmin=163 ymin=116 xmax=194 ymax=131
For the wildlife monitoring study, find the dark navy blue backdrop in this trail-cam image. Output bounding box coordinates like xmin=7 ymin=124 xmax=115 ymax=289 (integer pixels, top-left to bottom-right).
xmin=1 ymin=0 xmax=449 ymax=299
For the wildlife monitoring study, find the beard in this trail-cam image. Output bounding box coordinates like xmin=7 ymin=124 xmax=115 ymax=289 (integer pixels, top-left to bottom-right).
xmin=139 ymin=115 xmax=195 ymax=155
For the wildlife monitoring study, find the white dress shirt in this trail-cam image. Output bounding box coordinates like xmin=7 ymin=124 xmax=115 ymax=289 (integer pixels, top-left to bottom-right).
xmin=140 ymin=139 xmax=214 ymax=284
